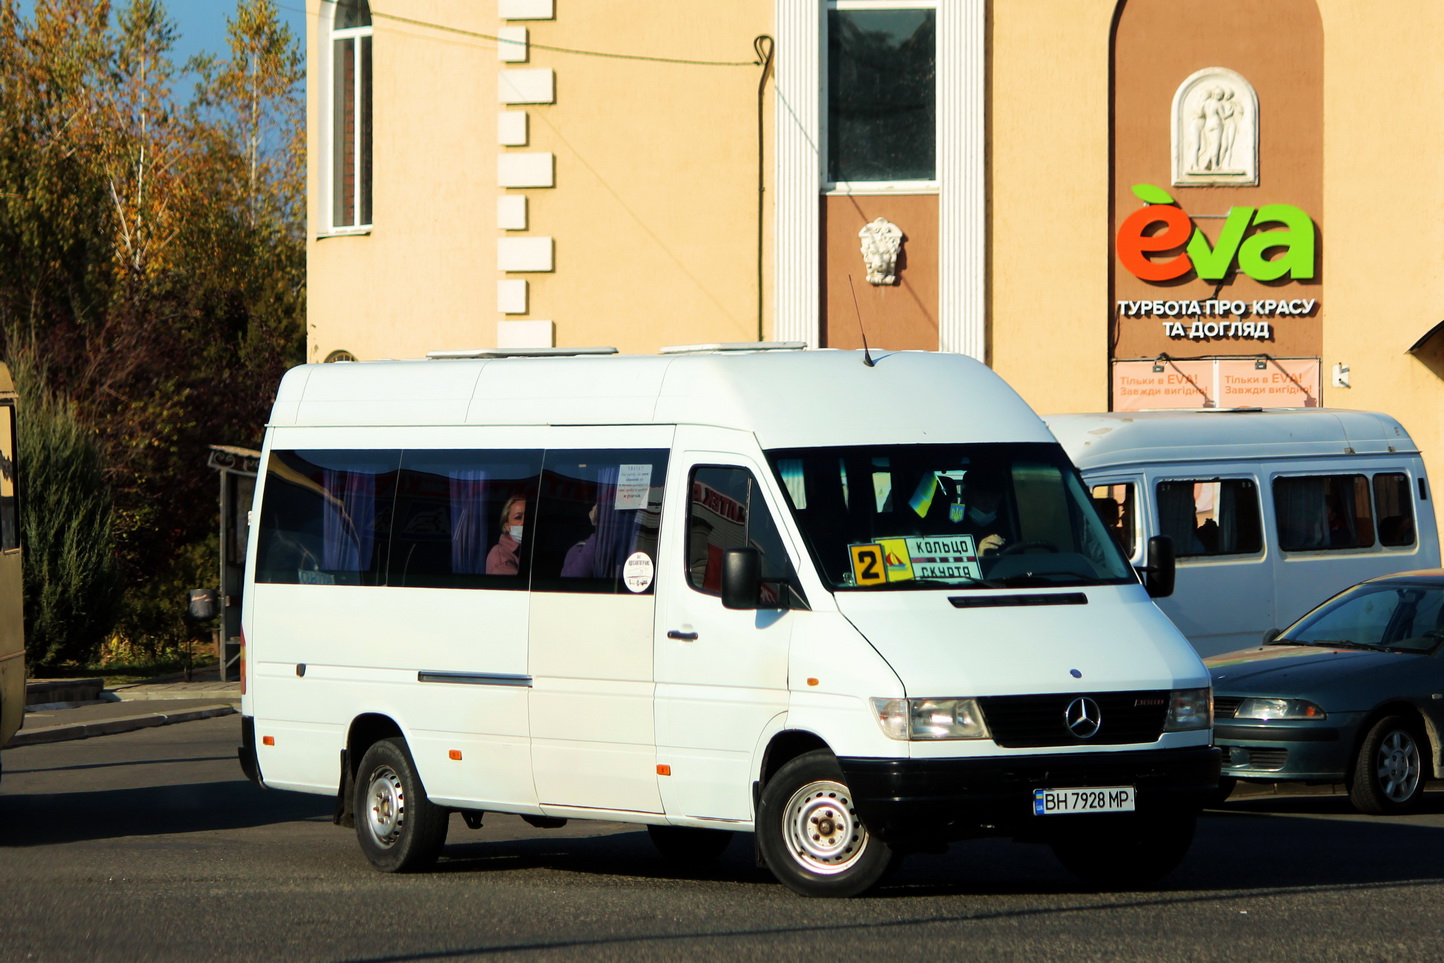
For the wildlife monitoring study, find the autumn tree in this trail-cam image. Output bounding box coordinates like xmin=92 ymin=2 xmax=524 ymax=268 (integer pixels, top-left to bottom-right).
xmin=0 ymin=0 xmax=304 ymax=666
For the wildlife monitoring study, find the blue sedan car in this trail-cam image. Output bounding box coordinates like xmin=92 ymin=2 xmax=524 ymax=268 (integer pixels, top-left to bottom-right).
xmin=1206 ymin=571 xmax=1442 ymax=814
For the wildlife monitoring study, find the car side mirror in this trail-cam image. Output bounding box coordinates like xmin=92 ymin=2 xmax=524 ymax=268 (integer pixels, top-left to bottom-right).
xmin=1137 ymin=535 xmax=1175 ymax=599
xmin=1262 ymin=627 xmax=1280 ymax=644
xmin=721 ymin=548 xmax=762 ymax=610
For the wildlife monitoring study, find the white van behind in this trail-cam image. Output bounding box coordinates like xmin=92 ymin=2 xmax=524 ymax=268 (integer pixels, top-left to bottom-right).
xmin=1047 ymin=409 xmax=1440 ymax=658
xmin=239 ymin=346 xmax=1218 ymax=896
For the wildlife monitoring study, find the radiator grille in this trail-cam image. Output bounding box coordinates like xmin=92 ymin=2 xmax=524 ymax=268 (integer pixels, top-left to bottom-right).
xmin=979 ymin=690 xmax=1170 ymax=748
xmin=1214 ymin=696 xmax=1243 ymax=720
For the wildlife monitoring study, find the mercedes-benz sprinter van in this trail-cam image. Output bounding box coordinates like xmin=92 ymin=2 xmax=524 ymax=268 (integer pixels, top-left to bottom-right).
xmin=239 ymin=346 xmax=1218 ymax=897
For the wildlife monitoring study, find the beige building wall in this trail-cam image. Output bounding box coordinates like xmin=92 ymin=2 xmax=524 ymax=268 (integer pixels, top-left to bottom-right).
xmin=306 ymin=1 xmax=772 ymax=362
xmin=306 ymin=0 xmax=1444 ymax=533
xmin=1318 ymin=1 xmax=1444 ymax=530
xmin=307 ymin=1 xmax=500 ymax=362
xmin=988 ymin=0 xmax=1116 ymax=414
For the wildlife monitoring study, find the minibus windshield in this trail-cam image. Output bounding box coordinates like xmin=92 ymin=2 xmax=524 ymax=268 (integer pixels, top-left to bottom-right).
xmin=767 ymin=443 xmax=1136 ymax=591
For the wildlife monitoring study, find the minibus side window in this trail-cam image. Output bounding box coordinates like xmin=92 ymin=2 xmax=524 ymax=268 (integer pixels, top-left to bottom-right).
xmin=1089 ymin=483 xmax=1136 ymax=558
xmin=687 ymin=466 xmax=795 ymax=601
xmin=530 ymin=449 xmax=668 ymax=594
xmin=1373 ymin=472 xmax=1417 ymax=547
xmin=1156 ymin=478 xmax=1262 ymax=558
xmin=255 ymin=449 xmax=400 ymax=585
xmin=1274 ymin=474 xmax=1375 ymax=552
xmin=387 ymin=450 xmax=542 ymax=589
xmin=0 ymin=404 xmax=17 ymax=552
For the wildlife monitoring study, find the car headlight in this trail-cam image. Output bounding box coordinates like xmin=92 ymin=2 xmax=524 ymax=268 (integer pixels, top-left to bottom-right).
xmin=872 ymin=697 xmax=991 ymax=741
xmin=1163 ymin=687 xmax=1213 ymax=731
xmin=1233 ymin=697 xmax=1326 ymax=721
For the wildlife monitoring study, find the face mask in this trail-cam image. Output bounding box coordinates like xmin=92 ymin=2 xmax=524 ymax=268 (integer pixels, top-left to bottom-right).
xmin=967 ymin=506 xmax=997 ymax=526
xmin=509 ymin=525 xmax=524 ymax=543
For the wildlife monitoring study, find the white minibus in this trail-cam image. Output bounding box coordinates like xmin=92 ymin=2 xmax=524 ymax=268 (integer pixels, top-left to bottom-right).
xmin=1047 ymin=409 xmax=1440 ymax=658
xmin=239 ymin=346 xmax=1218 ymax=897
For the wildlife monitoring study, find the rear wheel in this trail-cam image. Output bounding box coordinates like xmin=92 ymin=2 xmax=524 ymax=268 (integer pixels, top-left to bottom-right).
xmin=756 ymin=750 xmax=899 ymax=898
xmin=1051 ymin=812 xmax=1196 ymax=889
xmin=354 ymin=737 xmax=449 ymax=872
xmin=647 ymin=825 xmax=733 ymax=863
xmin=1348 ymin=715 xmax=1427 ymax=815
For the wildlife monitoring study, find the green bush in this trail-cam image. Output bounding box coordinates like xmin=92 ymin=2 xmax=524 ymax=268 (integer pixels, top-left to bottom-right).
xmin=8 ymin=348 xmax=124 ymax=668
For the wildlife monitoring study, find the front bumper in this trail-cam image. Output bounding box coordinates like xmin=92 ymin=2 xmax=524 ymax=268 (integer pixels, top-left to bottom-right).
xmin=837 ymin=745 xmax=1220 ymax=845
xmin=1213 ymin=715 xmax=1362 ymax=782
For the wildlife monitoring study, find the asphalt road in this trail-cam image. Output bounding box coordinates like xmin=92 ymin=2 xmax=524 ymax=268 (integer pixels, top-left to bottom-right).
xmin=3 ymin=715 xmax=1444 ymax=961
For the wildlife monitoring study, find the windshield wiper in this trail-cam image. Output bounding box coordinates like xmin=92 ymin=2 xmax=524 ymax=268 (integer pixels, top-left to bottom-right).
xmin=1266 ymin=637 xmax=1378 ymax=651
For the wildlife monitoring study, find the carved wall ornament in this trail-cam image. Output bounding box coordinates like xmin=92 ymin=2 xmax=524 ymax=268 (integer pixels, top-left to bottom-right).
xmin=1171 ymin=67 xmax=1259 ymax=187
xmin=858 ymin=217 xmax=904 ymax=285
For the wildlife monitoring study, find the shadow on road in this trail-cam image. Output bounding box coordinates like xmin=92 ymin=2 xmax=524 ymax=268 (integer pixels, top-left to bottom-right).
xmin=430 ymin=793 xmax=1444 ymax=899
xmin=0 ymin=780 xmax=333 ymax=846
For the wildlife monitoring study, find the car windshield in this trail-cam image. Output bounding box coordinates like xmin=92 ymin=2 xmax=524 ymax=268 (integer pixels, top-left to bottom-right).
xmin=1273 ymin=582 xmax=1444 ymax=654
xmin=767 ymin=442 xmax=1137 ymax=591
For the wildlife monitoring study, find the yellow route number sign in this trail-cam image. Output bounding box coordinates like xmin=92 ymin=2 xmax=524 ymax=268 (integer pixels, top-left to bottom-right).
xmin=849 ymin=543 xmax=888 ymax=586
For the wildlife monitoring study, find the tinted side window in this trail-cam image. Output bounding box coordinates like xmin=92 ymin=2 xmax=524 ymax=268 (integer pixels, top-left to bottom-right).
xmin=255 ymin=449 xmax=399 ymax=585
xmin=388 ymin=450 xmax=542 ymax=589
xmin=1274 ymin=474 xmax=1375 ymax=552
xmin=1156 ymin=478 xmax=1262 ymax=558
xmin=531 ymin=449 xmax=667 ymax=594
xmin=688 ymin=467 xmax=793 ymax=597
xmin=1373 ymin=472 xmax=1417 ymax=547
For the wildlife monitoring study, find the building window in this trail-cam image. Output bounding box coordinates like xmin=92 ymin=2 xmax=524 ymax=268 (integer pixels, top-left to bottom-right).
xmin=825 ymin=1 xmax=937 ymax=190
xmin=329 ymin=0 xmax=372 ymax=230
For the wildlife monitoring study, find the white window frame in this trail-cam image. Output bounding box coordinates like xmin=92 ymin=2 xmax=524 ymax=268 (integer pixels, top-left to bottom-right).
xmin=823 ymin=0 xmax=940 ymax=195
xmin=320 ymin=0 xmax=373 ymax=236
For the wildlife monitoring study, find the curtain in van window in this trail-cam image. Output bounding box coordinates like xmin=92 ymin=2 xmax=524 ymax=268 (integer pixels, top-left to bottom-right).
xmin=1275 ymin=476 xmax=1329 ymax=551
xmin=449 ymin=469 xmax=489 ymax=574
xmin=1156 ymin=482 xmax=1198 ymax=555
xmin=322 ymin=468 xmax=378 ymax=571
xmin=589 ymin=464 xmax=645 ymax=579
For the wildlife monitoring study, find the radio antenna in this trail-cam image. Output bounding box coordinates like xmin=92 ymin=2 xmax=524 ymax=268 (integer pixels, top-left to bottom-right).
xmin=847 ymin=275 xmax=875 ymax=367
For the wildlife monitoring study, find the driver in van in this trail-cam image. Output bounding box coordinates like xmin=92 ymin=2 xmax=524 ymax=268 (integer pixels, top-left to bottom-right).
xmin=486 ymin=495 xmax=526 ymax=575
xmin=958 ymin=464 xmax=1010 ymax=555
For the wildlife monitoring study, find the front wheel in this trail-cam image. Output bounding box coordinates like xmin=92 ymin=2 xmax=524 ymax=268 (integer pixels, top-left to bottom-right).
xmin=1348 ymin=715 xmax=1427 ymax=815
xmin=1051 ymin=812 xmax=1196 ymax=889
xmin=756 ymin=750 xmax=899 ymax=897
xmin=354 ymin=737 xmax=449 ymax=872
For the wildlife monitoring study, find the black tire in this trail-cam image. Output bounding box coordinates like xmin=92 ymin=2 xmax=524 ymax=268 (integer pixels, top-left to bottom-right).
xmin=647 ymin=825 xmax=734 ymax=863
xmin=1348 ymin=715 xmax=1427 ymax=815
xmin=353 ymin=737 xmax=449 ymax=872
xmin=756 ymin=749 xmax=899 ymax=897
xmin=1051 ymin=812 xmax=1196 ymax=889
xmin=1207 ymin=775 xmax=1237 ymax=807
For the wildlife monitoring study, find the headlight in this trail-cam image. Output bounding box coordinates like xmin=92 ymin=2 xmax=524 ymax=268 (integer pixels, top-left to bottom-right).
xmin=1163 ymin=688 xmax=1213 ymax=731
xmin=1233 ymin=697 xmax=1326 ymax=721
xmin=871 ymin=697 xmax=991 ymax=741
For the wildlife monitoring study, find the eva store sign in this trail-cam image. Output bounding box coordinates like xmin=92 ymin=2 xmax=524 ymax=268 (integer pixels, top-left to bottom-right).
xmin=1116 ymin=184 xmax=1316 ymax=283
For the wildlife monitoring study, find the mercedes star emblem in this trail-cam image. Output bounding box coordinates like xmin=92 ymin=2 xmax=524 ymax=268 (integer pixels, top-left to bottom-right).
xmin=1065 ymin=697 xmax=1102 ymax=739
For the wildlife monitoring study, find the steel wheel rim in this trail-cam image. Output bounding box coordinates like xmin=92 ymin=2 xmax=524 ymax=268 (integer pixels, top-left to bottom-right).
xmin=1376 ymin=730 xmax=1421 ymax=802
xmin=781 ymin=779 xmax=868 ymax=875
xmin=365 ymin=765 xmax=407 ymax=848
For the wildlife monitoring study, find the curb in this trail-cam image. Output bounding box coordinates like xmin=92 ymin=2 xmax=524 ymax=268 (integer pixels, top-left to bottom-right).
xmin=6 ymin=704 xmax=237 ymax=748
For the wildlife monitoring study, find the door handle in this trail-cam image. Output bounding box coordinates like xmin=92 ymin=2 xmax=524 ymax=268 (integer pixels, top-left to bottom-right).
xmin=667 ymin=629 xmax=699 ymax=641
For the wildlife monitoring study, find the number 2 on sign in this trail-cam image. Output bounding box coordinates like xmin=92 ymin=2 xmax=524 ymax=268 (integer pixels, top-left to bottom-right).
xmin=850 ymin=544 xmax=887 ymax=586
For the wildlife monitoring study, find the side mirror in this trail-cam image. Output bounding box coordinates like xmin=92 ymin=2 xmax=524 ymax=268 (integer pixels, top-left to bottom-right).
xmin=187 ymin=588 xmax=220 ymax=622
xmin=1262 ymin=627 xmax=1281 ymax=644
xmin=1138 ymin=535 xmax=1175 ymax=599
xmin=721 ymin=548 xmax=762 ymax=610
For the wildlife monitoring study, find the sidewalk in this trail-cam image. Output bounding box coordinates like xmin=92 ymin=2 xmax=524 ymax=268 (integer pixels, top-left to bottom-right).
xmin=7 ymin=670 xmax=240 ymax=749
